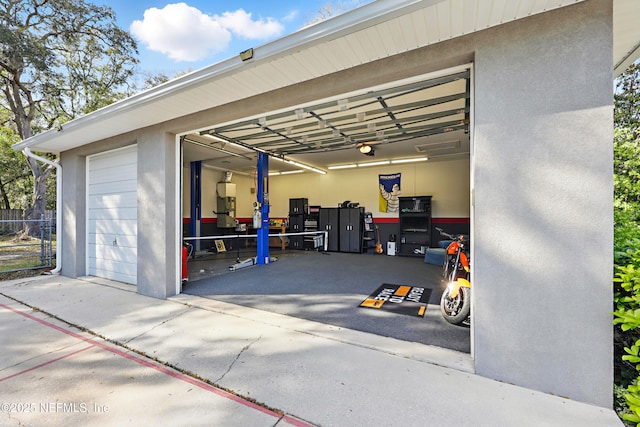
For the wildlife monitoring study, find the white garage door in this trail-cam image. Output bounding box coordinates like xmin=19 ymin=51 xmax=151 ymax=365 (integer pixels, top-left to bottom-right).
xmin=87 ymin=145 xmax=137 ymax=285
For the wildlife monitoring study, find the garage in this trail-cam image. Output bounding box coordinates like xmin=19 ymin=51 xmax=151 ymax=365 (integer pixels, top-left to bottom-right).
xmin=13 ymin=0 xmax=629 ymax=407
xmin=179 ymin=66 xmax=472 ymax=352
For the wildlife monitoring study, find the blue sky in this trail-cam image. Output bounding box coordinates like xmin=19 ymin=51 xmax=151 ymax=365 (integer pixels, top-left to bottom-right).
xmin=97 ymin=1 xmax=372 ymax=77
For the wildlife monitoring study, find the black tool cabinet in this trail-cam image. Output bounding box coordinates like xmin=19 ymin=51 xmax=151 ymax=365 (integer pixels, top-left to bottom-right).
xmin=339 ymin=207 xmax=364 ymax=253
xmin=288 ymin=198 xmax=308 ymax=249
xmin=318 ymin=207 xmax=363 ymax=253
xmin=319 ymin=207 xmax=340 ymax=252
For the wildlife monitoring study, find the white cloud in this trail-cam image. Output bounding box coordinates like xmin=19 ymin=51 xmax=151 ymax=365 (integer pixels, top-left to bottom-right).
xmin=130 ymin=3 xmax=284 ymax=63
xmin=216 ymin=9 xmax=284 ymax=40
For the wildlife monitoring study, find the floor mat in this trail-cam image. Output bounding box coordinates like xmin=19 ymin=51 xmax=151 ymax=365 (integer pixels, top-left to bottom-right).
xmin=359 ymin=284 xmax=432 ymax=317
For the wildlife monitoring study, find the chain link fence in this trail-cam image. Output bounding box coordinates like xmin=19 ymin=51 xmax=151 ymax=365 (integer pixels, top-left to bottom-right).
xmin=0 ymin=217 xmax=55 ymax=274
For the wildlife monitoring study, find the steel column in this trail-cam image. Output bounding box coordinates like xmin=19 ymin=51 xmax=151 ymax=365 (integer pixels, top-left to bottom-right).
xmin=256 ymin=153 xmax=270 ymax=264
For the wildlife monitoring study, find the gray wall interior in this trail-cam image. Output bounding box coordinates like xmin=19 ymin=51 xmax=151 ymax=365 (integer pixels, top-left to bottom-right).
xmin=58 ymin=0 xmax=613 ymax=408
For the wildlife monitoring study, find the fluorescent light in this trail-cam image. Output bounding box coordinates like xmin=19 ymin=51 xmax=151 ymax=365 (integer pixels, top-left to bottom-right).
xmin=271 ymin=156 xmax=326 ymax=174
xmin=328 ymin=164 xmax=357 ymax=170
xmin=280 ymin=170 xmax=304 ymax=175
xmin=391 ymin=157 xmax=429 ymax=164
xmin=358 ymin=160 xmax=390 ymax=167
xmin=268 ymin=172 xmax=280 ymax=176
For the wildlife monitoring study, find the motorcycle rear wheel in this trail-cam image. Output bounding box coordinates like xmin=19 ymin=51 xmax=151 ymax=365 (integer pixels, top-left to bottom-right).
xmin=440 ymin=285 xmax=471 ymax=325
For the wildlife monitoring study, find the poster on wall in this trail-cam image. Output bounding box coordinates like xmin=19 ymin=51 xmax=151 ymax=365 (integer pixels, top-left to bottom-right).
xmin=379 ymin=173 xmax=401 ymax=213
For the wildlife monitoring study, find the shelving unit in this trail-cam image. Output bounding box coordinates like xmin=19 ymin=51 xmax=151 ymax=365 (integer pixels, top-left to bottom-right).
xmin=398 ymin=196 xmax=432 ymax=257
xmin=361 ymin=212 xmax=376 ymax=253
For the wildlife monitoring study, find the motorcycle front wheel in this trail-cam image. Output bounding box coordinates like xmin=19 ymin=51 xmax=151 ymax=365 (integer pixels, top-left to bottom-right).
xmin=440 ymin=285 xmax=471 ymax=325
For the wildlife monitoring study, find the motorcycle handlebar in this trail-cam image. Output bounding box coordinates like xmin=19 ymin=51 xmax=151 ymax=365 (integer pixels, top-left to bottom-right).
xmin=435 ymin=227 xmax=464 ymax=241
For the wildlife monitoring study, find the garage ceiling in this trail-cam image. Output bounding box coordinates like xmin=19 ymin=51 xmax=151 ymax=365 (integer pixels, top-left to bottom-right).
xmin=183 ymin=69 xmax=471 ymax=174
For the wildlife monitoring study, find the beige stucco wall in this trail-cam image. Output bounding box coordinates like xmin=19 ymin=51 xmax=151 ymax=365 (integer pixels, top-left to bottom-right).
xmin=182 ymin=158 xmax=471 ymax=220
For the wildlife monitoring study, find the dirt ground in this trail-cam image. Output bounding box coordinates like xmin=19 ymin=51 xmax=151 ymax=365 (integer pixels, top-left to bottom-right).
xmin=0 ymin=268 xmax=49 ymax=282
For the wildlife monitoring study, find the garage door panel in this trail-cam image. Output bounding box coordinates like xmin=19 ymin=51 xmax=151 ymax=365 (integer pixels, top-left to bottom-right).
xmin=88 ymin=234 xmax=137 ymax=248
xmin=90 ymin=244 xmax=137 ymax=263
xmin=87 ymin=145 xmax=137 ymax=285
xmin=88 ymin=193 xmax=137 ymax=209
xmin=88 ymin=207 xmax=138 ymax=221
xmin=89 ymin=181 xmax=137 ymax=195
xmin=89 ymin=262 xmax=136 ymax=284
xmin=89 ymin=163 xmax=136 ymax=183
xmin=88 ymin=219 xmax=137 ymax=236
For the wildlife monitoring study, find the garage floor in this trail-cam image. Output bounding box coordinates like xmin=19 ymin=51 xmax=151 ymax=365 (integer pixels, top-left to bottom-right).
xmin=182 ymin=249 xmax=470 ymax=353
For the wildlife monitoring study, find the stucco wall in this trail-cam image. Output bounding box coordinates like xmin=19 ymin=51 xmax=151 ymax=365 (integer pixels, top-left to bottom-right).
xmin=59 ymin=152 xmax=87 ymax=278
xmin=472 ymin=0 xmax=613 ymax=407
xmin=137 ymin=132 xmax=179 ymax=298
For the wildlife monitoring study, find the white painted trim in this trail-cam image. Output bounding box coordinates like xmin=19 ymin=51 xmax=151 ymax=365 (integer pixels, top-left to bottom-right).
xmin=468 ymin=63 xmax=476 ymax=362
xmin=175 ymin=136 xmax=182 ymax=295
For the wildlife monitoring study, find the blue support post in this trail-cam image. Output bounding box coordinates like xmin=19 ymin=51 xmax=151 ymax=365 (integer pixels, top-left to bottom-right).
xmin=190 ymin=161 xmax=202 ymax=251
xmin=256 ymin=153 xmax=270 ymax=264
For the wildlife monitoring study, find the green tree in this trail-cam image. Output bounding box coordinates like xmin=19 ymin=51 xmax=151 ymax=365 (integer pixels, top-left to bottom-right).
xmin=0 ymin=122 xmax=31 ymax=209
xmin=0 ymin=0 xmax=138 ymax=234
xmin=615 ymin=62 xmax=640 ymax=133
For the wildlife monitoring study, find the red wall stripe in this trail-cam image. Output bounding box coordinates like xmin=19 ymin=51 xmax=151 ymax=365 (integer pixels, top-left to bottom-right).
xmin=184 ymin=217 xmax=469 ymax=225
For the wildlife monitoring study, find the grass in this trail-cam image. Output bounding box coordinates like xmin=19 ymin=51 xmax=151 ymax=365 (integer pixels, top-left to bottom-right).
xmin=0 ymin=233 xmax=55 ymax=276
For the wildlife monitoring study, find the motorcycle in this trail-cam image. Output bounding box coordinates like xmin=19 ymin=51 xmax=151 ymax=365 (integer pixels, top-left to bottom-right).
xmin=436 ymin=227 xmax=471 ymax=326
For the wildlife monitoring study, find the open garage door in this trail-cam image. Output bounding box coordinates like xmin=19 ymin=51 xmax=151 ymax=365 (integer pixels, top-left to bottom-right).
xmin=87 ymin=145 xmax=138 ymax=285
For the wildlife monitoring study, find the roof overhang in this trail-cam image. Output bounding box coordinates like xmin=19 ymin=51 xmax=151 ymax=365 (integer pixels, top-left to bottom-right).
xmin=13 ymin=0 xmax=639 ymax=155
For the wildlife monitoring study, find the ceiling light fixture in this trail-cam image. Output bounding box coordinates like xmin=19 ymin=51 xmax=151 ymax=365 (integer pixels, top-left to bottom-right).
xmin=359 ymin=144 xmax=375 ymax=156
xmin=358 ymin=160 xmax=390 ymax=167
xmin=271 ymin=156 xmax=326 ymax=174
xmin=328 ymin=164 xmax=357 ymax=170
xmin=391 ymin=157 xmax=429 ymax=164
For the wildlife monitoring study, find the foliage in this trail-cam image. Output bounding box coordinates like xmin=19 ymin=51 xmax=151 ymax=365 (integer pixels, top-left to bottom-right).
xmin=615 ymin=62 xmax=640 ymax=132
xmin=0 ymin=122 xmax=32 ymax=209
xmin=614 ymin=246 xmax=640 ymax=424
xmin=614 ymin=61 xmax=640 ymax=425
xmin=0 ymin=0 xmax=138 ymax=232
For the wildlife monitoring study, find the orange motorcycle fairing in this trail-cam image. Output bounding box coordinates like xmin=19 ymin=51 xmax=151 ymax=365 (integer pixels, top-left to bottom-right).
xmin=447 ymin=241 xmax=460 ymax=255
xmin=448 ymin=277 xmax=471 ymax=299
xmin=459 ymin=252 xmax=470 ymax=272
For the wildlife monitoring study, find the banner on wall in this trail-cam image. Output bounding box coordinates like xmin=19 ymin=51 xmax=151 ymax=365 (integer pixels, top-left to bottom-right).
xmin=379 ymin=173 xmax=401 ymax=213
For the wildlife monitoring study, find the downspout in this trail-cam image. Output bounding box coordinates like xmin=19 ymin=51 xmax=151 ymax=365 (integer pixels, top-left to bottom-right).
xmin=22 ymin=147 xmax=61 ymax=274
